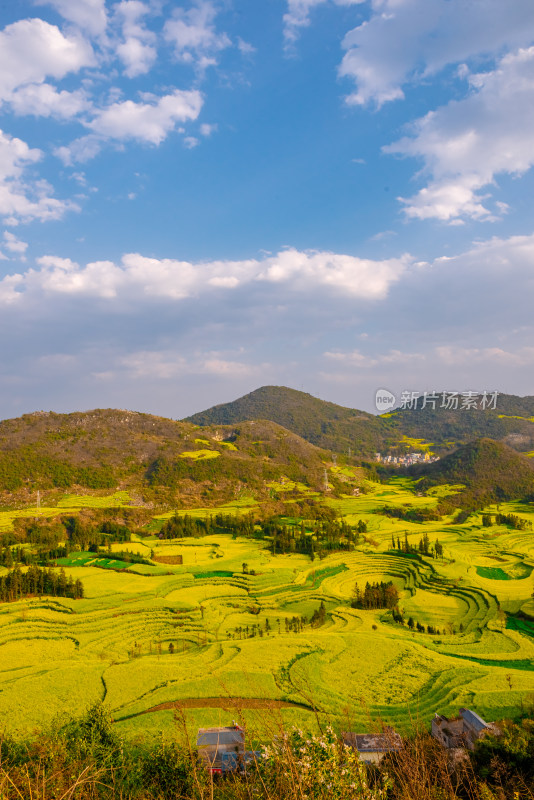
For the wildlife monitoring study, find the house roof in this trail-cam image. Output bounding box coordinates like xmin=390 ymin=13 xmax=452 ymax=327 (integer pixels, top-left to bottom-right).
xmin=459 ymin=708 xmax=489 ymax=733
xmin=196 ymin=727 xmax=245 ymax=747
xmin=342 ymin=730 xmax=402 ymax=753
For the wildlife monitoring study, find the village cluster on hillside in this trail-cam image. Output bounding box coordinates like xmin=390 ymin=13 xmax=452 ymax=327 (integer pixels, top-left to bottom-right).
xmin=374 ymin=451 xmax=440 ymax=466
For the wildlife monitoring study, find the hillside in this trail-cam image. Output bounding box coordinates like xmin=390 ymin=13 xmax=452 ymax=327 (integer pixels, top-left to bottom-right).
xmin=186 ymin=386 xmax=534 ymax=457
xmin=412 ymin=438 xmax=534 ymax=511
xmin=392 ymin=396 xmax=534 ymax=453
xmin=0 ymin=409 xmax=338 ymax=506
xmin=186 ymin=385 xmax=396 ymax=455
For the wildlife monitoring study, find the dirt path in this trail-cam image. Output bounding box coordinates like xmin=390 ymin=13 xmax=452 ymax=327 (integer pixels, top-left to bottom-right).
xmin=127 ymin=697 xmax=308 ymax=718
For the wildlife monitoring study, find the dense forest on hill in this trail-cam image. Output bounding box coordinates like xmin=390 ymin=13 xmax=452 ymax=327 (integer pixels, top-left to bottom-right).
xmin=0 ymin=411 xmax=337 ymax=505
xmin=412 ymin=438 xmax=534 ymax=513
xmin=187 ymin=386 xmax=534 ymax=457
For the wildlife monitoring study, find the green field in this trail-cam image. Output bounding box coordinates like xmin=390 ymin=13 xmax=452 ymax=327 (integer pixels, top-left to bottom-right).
xmin=0 ymin=481 xmax=533 ymax=741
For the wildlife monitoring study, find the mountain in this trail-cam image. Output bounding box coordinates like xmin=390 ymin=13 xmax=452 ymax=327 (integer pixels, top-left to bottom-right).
xmin=0 ymin=409 xmax=339 ymax=507
xmin=186 ymin=385 xmax=395 ymax=456
xmin=412 ymin=438 xmax=534 ymax=511
xmin=186 ymin=386 xmax=534 ymax=457
xmin=392 ymin=395 xmax=534 ymax=453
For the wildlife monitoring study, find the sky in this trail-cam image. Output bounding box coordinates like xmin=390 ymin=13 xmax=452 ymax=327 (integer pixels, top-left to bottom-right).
xmin=1 ymin=0 xmax=534 ymax=420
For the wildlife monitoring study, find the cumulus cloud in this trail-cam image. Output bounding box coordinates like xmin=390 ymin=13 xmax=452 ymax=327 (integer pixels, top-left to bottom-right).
xmin=1 ymin=233 xmax=534 ymax=416
xmin=35 ymin=0 xmax=108 ymax=36
xmin=54 ymin=135 xmax=103 ymax=166
xmin=87 ymin=90 xmax=203 ymax=145
xmin=284 ymin=0 xmax=364 ymax=46
xmin=3 ymin=231 xmax=28 ymax=255
xmin=117 ymin=36 xmax=157 ymax=77
xmin=0 ymin=247 xmax=408 ymax=306
xmin=0 ymin=18 xmax=94 ymax=103
xmin=0 ymin=130 xmax=75 ymax=223
xmin=9 ymin=84 xmax=89 ymax=119
xmin=115 ymin=1 xmax=157 ymax=77
xmin=385 ymin=47 xmax=534 ymax=221
xmin=164 ymin=1 xmax=232 ymax=71
xmin=340 ymin=0 xmax=534 ymax=107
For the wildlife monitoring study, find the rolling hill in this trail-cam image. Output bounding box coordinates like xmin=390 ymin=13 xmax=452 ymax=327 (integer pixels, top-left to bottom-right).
xmin=412 ymin=438 xmax=534 ymax=512
xmin=186 ymin=386 xmax=534 ymax=457
xmin=0 ymin=409 xmax=338 ymax=507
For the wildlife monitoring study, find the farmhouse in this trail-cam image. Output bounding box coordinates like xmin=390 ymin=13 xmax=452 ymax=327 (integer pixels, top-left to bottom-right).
xmin=431 ymin=708 xmax=500 ymax=751
xmin=342 ymin=728 xmax=403 ymax=764
xmin=196 ymin=724 xmax=245 ymax=774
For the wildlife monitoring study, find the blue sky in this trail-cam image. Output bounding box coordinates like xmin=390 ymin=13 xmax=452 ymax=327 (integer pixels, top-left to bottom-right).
xmin=1 ymin=0 xmax=534 ymax=420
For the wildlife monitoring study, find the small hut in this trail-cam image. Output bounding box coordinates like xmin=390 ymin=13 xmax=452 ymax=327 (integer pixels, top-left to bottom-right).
xmin=432 ymin=708 xmax=500 ymax=751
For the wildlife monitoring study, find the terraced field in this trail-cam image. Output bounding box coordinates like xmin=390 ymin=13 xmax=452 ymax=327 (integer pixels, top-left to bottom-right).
xmin=0 ymin=482 xmax=533 ymax=741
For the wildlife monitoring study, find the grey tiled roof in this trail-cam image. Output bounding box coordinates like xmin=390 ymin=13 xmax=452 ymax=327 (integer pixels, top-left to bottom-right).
xmin=460 ymin=708 xmax=489 ymax=733
xmin=197 ymin=728 xmax=245 ymax=747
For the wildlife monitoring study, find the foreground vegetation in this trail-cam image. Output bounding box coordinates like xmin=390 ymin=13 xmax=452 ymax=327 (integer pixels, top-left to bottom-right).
xmin=1 ymin=703 xmax=533 ymax=800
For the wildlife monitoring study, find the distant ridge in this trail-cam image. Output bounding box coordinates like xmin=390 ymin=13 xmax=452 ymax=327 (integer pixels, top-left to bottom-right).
xmin=185 ymin=385 xmax=391 ymax=456
xmin=186 ymin=385 xmax=534 ymax=457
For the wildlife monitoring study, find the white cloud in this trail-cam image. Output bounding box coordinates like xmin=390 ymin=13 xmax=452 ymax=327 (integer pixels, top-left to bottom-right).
xmin=284 ymin=0 xmax=364 ymax=46
xmin=324 ymin=348 xmax=425 ymax=367
xmin=87 ymin=90 xmax=203 ymax=144
xmin=0 ymin=130 xmax=75 ymax=223
xmin=435 ymin=345 xmax=534 ymax=367
xmin=385 ymin=47 xmax=534 ymax=221
xmin=31 ymin=255 xmax=122 ymax=298
xmin=164 ymin=1 xmax=231 ymax=71
xmin=0 ymin=273 xmax=24 ymax=304
xmin=236 ymin=37 xmax=255 ymax=56
xmin=200 ymin=123 xmax=217 ymax=137
xmin=117 ymin=37 xmax=157 ymax=78
xmin=257 ymin=248 xmax=408 ymax=298
xmin=0 ymin=247 xmax=408 ymax=306
xmin=120 ymin=350 xmax=259 ymax=379
xmin=0 ymin=18 xmax=94 ymax=102
xmin=1 ymin=233 xmax=534 ymax=416
xmin=115 ymin=1 xmax=157 ymax=77
xmin=54 ymin=135 xmax=103 ymax=166
xmin=340 ymin=0 xmax=534 ymax=107
xmin=9 ymin=83 xmax=89 ymax=119
xmin=3 ymin=231 xmax=28 ymax=255
xmin=35 ymin=0 xmax=108 ymax=36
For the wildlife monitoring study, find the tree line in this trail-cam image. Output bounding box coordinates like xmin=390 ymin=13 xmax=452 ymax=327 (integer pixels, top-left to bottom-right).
xmin=390 ymin=531 xmax=444 ymax=558
xmin=351 ymin=580 xmax=399 ymax=610
xmin=482 ymin=512 xmax=532 ymax=530
xmin=0 ymin=565 xmax=84 ymax=602
xmin=159 ymin=510 xmax=366 ymax=560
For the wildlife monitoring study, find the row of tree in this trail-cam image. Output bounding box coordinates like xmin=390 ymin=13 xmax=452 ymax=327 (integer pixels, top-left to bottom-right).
xmin=158 ymin=510 xmax=366 ymax=560
xmin=351 ymin=580 xmax=399 ymax=610
xmin=0 ymin=565 xmax=84 ymax=602
xmin=482 ymin=512 xmax=532 ymax=530
xmin=390 ymin=532 xmax=444 ymax=558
